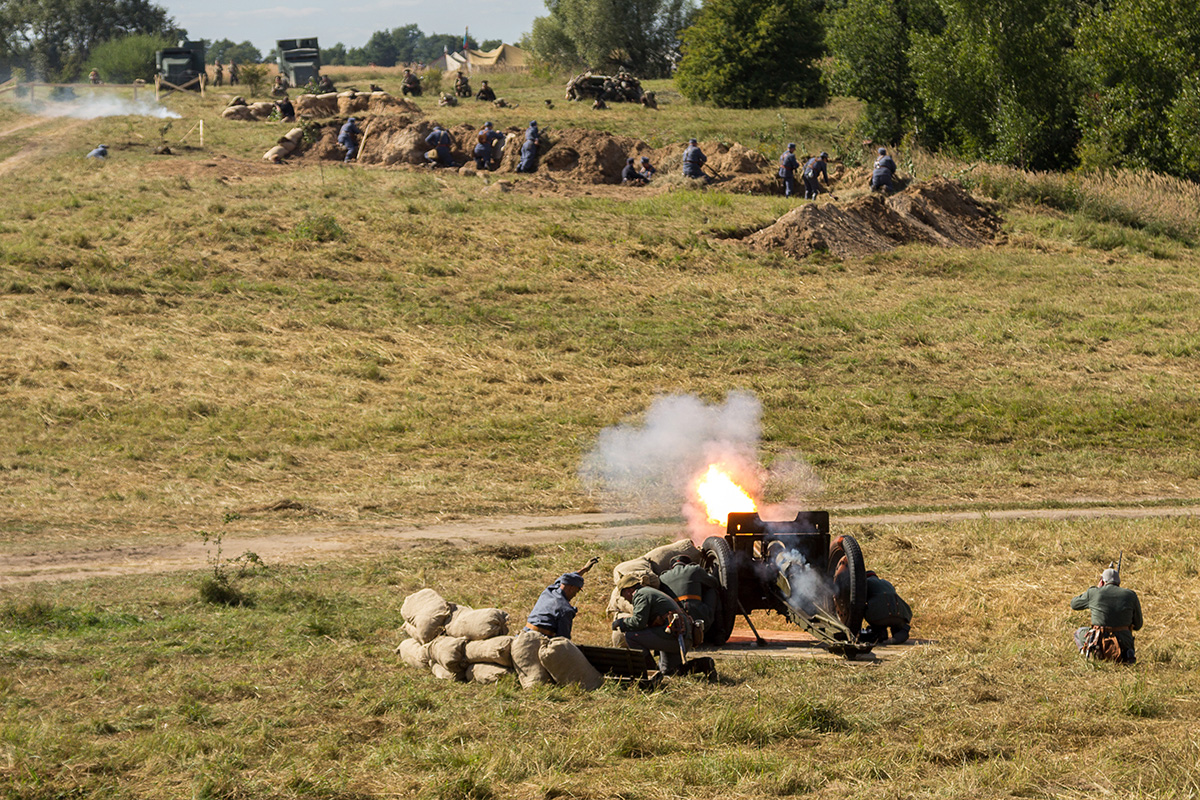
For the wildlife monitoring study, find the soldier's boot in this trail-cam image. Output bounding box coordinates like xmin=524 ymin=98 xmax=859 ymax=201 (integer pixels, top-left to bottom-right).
xmin=882 ymin=626 xmax=910 ymax=646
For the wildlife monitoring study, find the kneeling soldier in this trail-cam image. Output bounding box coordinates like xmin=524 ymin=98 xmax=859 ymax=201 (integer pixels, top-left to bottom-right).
xmin=1072 ymin=566 xmax=1142 ymax=663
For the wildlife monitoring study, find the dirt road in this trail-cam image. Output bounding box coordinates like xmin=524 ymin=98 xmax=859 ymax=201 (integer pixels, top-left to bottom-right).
xmin=4 ymin=504 xmax=1198 ymax=586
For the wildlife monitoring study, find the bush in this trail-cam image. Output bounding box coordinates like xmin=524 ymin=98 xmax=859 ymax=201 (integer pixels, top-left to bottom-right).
xmin=239 ymin=63 xmax=268 ymax=97
xmin=86 ymin=34 xmax=171 ymax=83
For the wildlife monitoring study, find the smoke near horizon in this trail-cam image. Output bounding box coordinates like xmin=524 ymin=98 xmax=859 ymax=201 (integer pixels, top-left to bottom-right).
xmin=26 ymin=94 xmax=180 ymax=120
xmin=579 ymin=391 xmax=823 ymax=535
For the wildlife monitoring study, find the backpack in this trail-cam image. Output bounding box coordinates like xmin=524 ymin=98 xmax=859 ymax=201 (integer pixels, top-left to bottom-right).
xmin=1081 ymin=627 xmax=1123 ymax=662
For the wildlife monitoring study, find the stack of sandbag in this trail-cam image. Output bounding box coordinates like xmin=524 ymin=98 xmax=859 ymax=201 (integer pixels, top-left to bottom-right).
xmin=263 ymin=127 xmax=305 ymax=163
xmin=296 ymin=92 xmax=339 ymax=117
xmin=397 ymin=589 xmax=516 ymax=683
xmin=222 ymin=97 xmax=275 ymax=121
xmin=509 ymin=630 xmax=604 ymax=691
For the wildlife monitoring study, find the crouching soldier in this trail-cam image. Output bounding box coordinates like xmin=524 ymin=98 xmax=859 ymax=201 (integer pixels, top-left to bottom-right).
xmin=657 ymin=554 xmax=720 ymax=639
xmin=424 ymin=125 xmax=455 ymax=167
xmin=613 ymin=574 xmax=716 ymax=680
xmin=1072 ymin=567 xmax=1143 ymax=663
xmin=861 ymin=571 xmax=912 ymax=645
xmin=337 ymin=117 xmax=362 ymax=163
xmin=524 ymin=557 xmax=600 ymax=639
xmin=474 ymin=121 xmax=505 ymax=170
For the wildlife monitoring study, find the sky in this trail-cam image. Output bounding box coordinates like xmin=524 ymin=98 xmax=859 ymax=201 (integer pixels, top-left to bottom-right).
xmin=163 ymin=0 xmax=544 ymax=58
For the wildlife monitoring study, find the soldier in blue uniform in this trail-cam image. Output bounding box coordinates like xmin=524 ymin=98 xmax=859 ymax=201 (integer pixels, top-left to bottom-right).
xmin=638 ymin=156 xmax=657 ymax=182
xmin=802 ymin=152 xmax=829 ymax=199
xmin=778 ymin=142 xmax=800 ymax=198
xmin=473 ymin=121 xmax=505 ymax=170
xmin=86 ymin=144 xmax=108 ymax=159
xmin=525 ymin=557 xmax=600 ymax=639
xmin=682 ymin=138 xmax=708 ymax=180
xmin=424 ymin=125 xmax=455 ymax=167
xmin=337 ymin=118 xmax=362 ymax=163
xmin=517 ymin=121 xmax=540 ymax=173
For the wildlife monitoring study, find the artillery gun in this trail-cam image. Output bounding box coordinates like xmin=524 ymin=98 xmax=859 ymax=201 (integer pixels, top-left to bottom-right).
xmin=702 ymin=511 xmax=873 ymax=658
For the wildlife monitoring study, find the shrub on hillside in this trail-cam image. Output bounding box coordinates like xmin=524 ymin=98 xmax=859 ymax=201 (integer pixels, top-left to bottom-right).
xmin=86 ymin=33 xmax=172 ymax=83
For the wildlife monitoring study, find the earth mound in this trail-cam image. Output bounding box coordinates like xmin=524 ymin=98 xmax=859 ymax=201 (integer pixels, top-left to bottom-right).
xmin=745 ymin=177 xmax=1002 ymax=259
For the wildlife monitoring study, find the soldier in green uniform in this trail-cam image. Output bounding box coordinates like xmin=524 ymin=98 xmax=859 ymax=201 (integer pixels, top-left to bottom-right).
xmin=657 ymin=555 xmax=721 ymax=639
xmin=861 ymin=571 xmax=912 ymax=645
xmin=1071 ymin=568 xmax=1143 ymax=663
xmin=614 ymin=574 xmax=715 ymax=677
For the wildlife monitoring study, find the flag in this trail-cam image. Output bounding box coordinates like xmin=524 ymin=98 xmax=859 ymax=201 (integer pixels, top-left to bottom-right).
xmin=463 ymin=27 xmax=468 ymax=51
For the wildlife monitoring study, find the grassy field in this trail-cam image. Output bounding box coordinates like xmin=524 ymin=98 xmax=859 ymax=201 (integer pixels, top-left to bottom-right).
xmin=2 ymin=74 xmax=1200 ymax=799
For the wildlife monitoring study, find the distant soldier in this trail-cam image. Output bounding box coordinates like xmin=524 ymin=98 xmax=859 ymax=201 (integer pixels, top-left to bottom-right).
xmin=621 ymin=157 xmax=646 ymax=186
xmin=613 ymin=574 xmax=716 ymax=679
xmin=516 ymin=121 xmax=540 ymax=173
xmin=640 ymin=91 xmax=657 ymax=110
xmin=860 ymin=571 xmax=912 ymax=645
xmin=473 ymin=121 xmax=505 ymax=170
xmin=88 ymin=69 xmax=101 ymax=84
xmin=869 ymin=163 xmax=895 ymax=193
xmin=1072 ymin=566 xmax=1143 ymax=663
xmin=682 ymin=138 xmax=708 ymax=180
xmin=229 ymin=61 xmax=239 ymax=86
xmin=272 ymin=75 xmax=289 ymax=96
xmin=592 ymin=98 xmax=607 ymax=110
xmin=454 ymin=71 xmax=472 ymax=98
xmin=525 ymin=557 xmax=600 ymax=639
xmin=424 ymin=125 xmax=455 ymax=167
xmin=337 ymin=117 xmax=362 ymax=163
xmin=802 ymin=151 xmax=829 ymax=199
xmin=318 ymin=74 xmax=335 ymax=93
xmin=657 ymin=555 xmax=721 ymax=637
xmin=274 ymin=95 xmax=295 ymax=122
xmin=438 ymin=92 xmax=458 ymax=107
xmin=475 ymin=80 xmax=496 ymax=102
xmin=638 ymin=156 xmax=657 ymax=182
xmin=401 ymin=68 xmax=421 ymax=97
xmin=874 ymin=146 xmax=897 ymax=175
xmin=213 ymin=61 xmax=224 ymax=87
xmin=778 ymin=142 xmax=800 ymax=198
xmin=86 ymin=144 xmax=108 ymax=159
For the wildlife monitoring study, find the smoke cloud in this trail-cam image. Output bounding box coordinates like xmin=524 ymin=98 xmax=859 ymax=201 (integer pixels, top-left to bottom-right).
xmin=25 ymin=94 xmax=180 ymax=120
xmin=579 ymin=390 xmax=823 ymax=537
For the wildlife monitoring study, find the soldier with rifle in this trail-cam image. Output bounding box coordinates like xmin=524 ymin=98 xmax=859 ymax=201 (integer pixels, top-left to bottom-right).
xmin=682 ymin=138 xmax=710 ymax=182
xmin=802 ymin=151 xmax=829 ymax=199
xmin=1071 ymin=555 xmax=1143 ymax=663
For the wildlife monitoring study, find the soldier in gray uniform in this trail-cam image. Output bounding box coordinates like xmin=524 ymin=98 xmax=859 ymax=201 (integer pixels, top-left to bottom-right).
xmin=657 ymin=555 xmax=720 ymax=638
xmin=1072 ymin=567 xmax=1143 ymax=663
xmin=861 ymin=571 xmax=912 ymax=645
xmin=614 ymin=574 xmax=716 ymax=678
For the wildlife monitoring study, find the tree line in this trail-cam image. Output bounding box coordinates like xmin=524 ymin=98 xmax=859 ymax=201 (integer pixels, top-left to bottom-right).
xmin=529 ymin=0 xmax=1200 ymax=180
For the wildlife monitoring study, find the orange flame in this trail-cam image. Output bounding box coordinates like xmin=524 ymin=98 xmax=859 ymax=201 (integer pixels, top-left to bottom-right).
xmin=695 ymin=464 xmax=757 ymax=525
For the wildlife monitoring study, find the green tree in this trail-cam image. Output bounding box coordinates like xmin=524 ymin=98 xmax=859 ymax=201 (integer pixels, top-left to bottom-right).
xmin=907 ymin=0 xmax=1079 ymax=169
xmin=675 ymin=0 xmax=826 ymax=108
xmin=0 ymin=0 xmax=179 ymax=80
xmin=824 ymin=0 xmax=943 ymax=143
xmin=478 ymin=39 xmax=503 ymax=51
xmin=1074 ymin=0 xmax=1200 ymax=178
xmin=529 ymin=0 xmax=694 ymax=78
xmin=320 ymin=42 xmax=347 ymax=65
xmin=207 ymin=38 xmax=260 ymax=64
xmin=86 ymin=32 xmax=168 ymax=82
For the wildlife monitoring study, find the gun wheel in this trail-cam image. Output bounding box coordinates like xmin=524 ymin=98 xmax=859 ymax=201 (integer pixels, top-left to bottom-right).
xmin=828 ymin=535 xmax=866 ymax=635
xmin=701 ymin=536 xmax=738 ymax=645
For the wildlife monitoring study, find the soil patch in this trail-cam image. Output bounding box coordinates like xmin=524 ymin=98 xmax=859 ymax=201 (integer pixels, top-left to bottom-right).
xmin=746 ymin=176 xmax=1003 ymax=259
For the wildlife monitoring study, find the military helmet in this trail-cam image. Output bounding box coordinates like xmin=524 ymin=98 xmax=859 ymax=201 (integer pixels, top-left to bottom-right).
xmin=688 ymin=138 xmax=697 ymax=145
xmin=878 ymin=147 xmax=887 ymax=155
xmin=484 ymin=121 xmax=493 ymax=128
xmin=787 ymin=142 xmax=796 ymax=150
xmin=820 ymin=151 xmax=829 ymax=159
xmin=670 ymin=554 xmax=693 ymax=567
xmin=530 ymin=120 xmax=538 ymax=127
xmin=640 ymin=156 xmax=650 ymax=163
xmin=347 ymin=117 xmax=356 ymax=123
xmin=617 ymin=574 xmax=642 ymax=591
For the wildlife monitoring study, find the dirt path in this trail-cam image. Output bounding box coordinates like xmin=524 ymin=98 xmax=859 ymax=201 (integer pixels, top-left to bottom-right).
xmin=0 ymin=115 xmax=85 ymax=177
xmin=4 ymin=504 xmax=1199 ymax=587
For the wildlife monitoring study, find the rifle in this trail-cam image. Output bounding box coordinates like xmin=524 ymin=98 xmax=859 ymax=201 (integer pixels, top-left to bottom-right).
xmin=702 ymin=162 xmax=722 ymax=179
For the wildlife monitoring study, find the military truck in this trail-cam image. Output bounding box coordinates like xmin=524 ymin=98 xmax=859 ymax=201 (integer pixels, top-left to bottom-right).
xmin=155 ymin=40 xmax=206 ymax=89
xmin=276 ymin=38 xmax=321 ymax=88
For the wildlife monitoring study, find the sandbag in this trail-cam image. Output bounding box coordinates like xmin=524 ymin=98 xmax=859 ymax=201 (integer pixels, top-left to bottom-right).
xmin=539 ymin=637 xmax=603 ymax=691
xmin=613 ymin=557 xmax=659 ymax=586
xmin=611 ymin=613 xmax=632 ymax=648
xmin=645 ymin=540 xmax=702 ymax=573
xmin=280 ymin=127 xmax=304 ymax=145
xmin=248 ymin=102 xmax=275 ymax=120
xmin=263 ymin=145 xmax=289 ymax=162
xmin=606 ymin=585 xmax=634 ymax=616
xmin=446 ymin=608 xmax=509 ymax=641
xmin=466 ymin=662 xmax=511 ymax=684
xmin=431 ymin=663 xmax=462 ymax=681
xmin=396 ymin=637 xmax=431 ymax=669
xmin=401 ymin=588 xmax=453 ymax=643
xmin=222 ymin=105 xmax=254 ymax=121
xmin=295 ymin=92 xmax=338 ymax=117
xmin=428 ymin=635 xmax=469 ymax=674
xmin=511 ymin=630 xmax=553 ymax=689
xmin=464 ymin=635 xmax=513 ymax=667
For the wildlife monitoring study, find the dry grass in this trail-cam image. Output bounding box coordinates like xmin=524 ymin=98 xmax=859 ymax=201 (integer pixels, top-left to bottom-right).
xmin=2 ymin=520 xmax=1197 ymax=799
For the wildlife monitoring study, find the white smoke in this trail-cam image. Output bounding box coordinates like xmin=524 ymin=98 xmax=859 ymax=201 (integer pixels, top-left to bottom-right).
xmin=29 ymin=93 xmax=180 ymax=120
xmin=580 ymin=390 xmax=823 ymax=537
xmin=761 ymin=546 xmax=834 ymax=617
